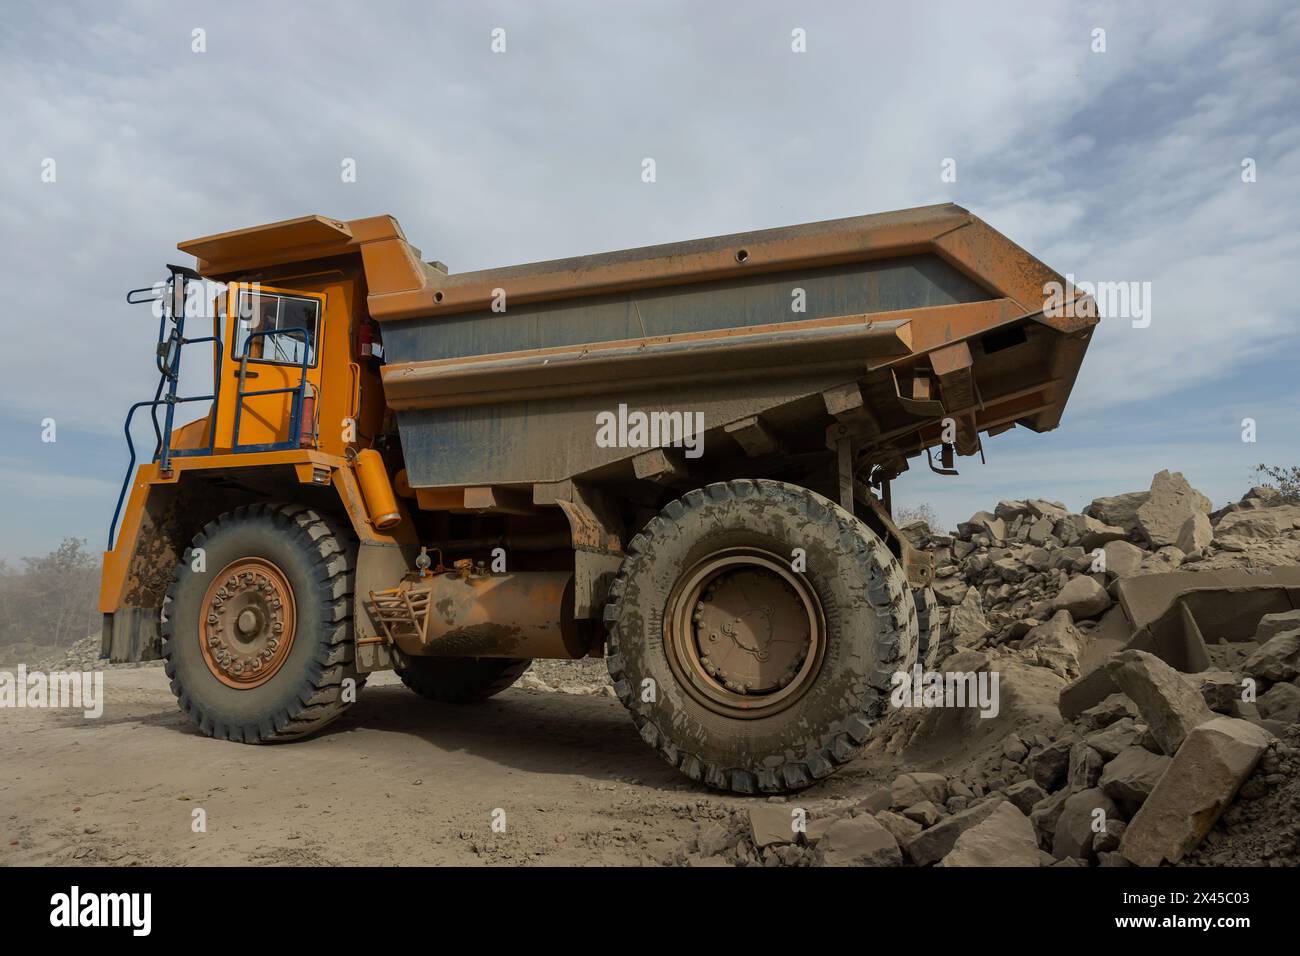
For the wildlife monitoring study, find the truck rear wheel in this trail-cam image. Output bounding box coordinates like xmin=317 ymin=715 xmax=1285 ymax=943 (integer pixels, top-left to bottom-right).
xmin=161 ymin=503 xmax=360 ymax=743
xmin=396 ymin=657 xmax=531 ymax=703
xmin=604 ymin=479 xmax=914 ymax=793
xmin=912 ymin=585 xmax=941 ymax=669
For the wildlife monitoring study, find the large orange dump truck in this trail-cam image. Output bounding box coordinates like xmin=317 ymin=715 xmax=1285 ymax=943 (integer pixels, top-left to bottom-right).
xmin=101 ymin=204 xmax=1096 ymax=792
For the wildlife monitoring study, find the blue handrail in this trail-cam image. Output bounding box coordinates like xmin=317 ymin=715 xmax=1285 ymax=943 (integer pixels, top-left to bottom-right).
xmin=108 ymin=281 xmax=314 ymax=551
xmin=109 ymin=269 xmax=224 ymax=550
xmin=108 ymin=389 xmax=217 ymax=550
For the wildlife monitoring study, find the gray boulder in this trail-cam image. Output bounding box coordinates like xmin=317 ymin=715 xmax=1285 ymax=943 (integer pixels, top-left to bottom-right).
xmin=939 ymin=802 xmax=1039 ymax=867
xmin=1085 ymin=491 xmax=1150 ymax=533
xmin=1052 ymin=788 xmax=1120 ymax=861
xmin=890 ymin=772 xmax=949 ymax=808
xmin=1257 ymin=681 xmax=1300 ymax=723
xmin=903 ymin=797 xmax=1006 ymax=866
xmin=1120 ymin=717 xmax=1270 ymax=866
xmin=818 ymin=814 xmax=902 ymax=866
xmin=1105 ymin=650 xmax=1215 ymax=755
xmin=1099 ymin=745 xmax=1171 ymax=812
xmin=947 ymin=588 xmax=992 ymax=646
xmin=1254 ymin=610 xmax=1300 ymax=643
xmin=1242 ymin=629 xmax=1300 ymax=683
xmin=1052 ymin=575 xmax=1112 ymax=620
xmin=1175 ymin=512 xmax=1212 ymax=555
xmin=1135 ymin=470 xmax=1212 ymax=548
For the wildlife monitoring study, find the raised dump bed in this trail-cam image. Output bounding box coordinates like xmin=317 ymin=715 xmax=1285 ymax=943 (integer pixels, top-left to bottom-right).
xmin=373 ymin=203 xmax=1096 ymax=495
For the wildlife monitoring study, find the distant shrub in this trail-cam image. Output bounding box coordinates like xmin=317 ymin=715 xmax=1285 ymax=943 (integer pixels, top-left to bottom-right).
xmin=1254 ymin=464 xmax=1300 ymax=503
xmin=894 ymin=502 xmax=939 ymax=530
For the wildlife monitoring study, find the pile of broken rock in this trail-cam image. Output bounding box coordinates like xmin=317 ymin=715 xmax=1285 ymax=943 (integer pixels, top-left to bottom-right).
xmin=910 ymin=471 xmax=1300 ymax=659
xmin=684 ymin=473 xmax=1300 ymax=867
xmin=701 ymin=645 xmax=1297 ymax=867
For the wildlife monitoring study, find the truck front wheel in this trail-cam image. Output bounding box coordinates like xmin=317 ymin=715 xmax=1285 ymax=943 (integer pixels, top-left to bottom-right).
xmin=161 ymin=503 xmax=360 ymax=743
xmin=604 ymin=479 xmax=914 ymax=793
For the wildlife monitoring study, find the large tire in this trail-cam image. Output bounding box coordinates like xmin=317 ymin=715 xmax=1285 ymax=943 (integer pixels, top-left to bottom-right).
xmin=604 ymin=479 xmax=914 ymax=793
xmin=912 ymin=586 xmax=941 ymax=669
xmin=396 ymin=657 xmax=531 ymax=703
xmin=161 ymin=502 xmax=359 ymax=743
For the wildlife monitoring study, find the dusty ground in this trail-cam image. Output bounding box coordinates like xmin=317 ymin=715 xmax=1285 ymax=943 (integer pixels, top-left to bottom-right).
xmin=0 ymin=663 xmax=901 ymax=867
xmin=5 ymin=479 xmax=1294 ymax=867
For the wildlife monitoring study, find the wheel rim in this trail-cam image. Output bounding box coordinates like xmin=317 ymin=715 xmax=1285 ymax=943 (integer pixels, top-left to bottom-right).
xmin=664 ymin=547 xmax=825 ymax=719
xmin=199 ymin=557 xmax=297 ymax=689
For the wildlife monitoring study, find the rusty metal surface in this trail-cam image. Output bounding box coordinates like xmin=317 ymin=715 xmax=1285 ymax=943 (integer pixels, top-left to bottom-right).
xmin=369 ymin=570 xmax=583 ymax=659
xmin=396 ymin=368 xmax=866 ymax=489
xmin=370 ymin=204 xmax=990 ymax=321
xmin=382 ymin=316 xmax=914 ymax=411
xmin=199 ymin=557 xmax=297 ymax=688
xmin=380 ymin=254 xmax=983 ymax=365
xmin=663 ymin=547 xmax=826 ymax=718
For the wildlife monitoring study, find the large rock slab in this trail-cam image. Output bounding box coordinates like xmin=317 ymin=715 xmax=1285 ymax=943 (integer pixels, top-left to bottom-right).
xmin=1191 ymin=670 xmax=1246 ymax=714
xmin=1086 ymin=491 xmax=1150 ymax=534
xmin=959 ymin=511 xmax=1005 ymax=542
xmin=1101 ymin=540 xmax=1146 ymax=578
xmin=1255 ymin=610 xmax=1300 ymax=643
xmin=1056 ymin=514 xmax=1128 ymax=550
xmin=1027 ymin=516 xmax=1056 ymax=546
xmin=939 ymin=802 xmax=1039 ymax=867
xmin=1175 ymin=512 xmax=1212 ymax=555
xmin=1242 ymin=629 xmax=1300 ymax=683
xmin=1135 ymin=470 xmax=1212 ymax=548
xmin=948 ymin=587 xmax=992 ymax=646
xmin=1105 ymin=650 xmax=1215 ymax=754
xmin=1084 ymin=716 xmax=1139 ymax=759
xmin=1119 ymin=717 xmax=1270 ymax=866
xmin=874 ymin=810 xmax=922 ymax=844
xmin=994 ymin=500 xmax=1030 ymax=520
xmin=1027 ymin=738 xmax=1073 ymax=792
xmin=749 ymin=804 xmax=798 ymax=847
xmin=1021 ymin=610 xmax=1083 ymax=680
xmin=1257 ymin=681 xmax=1300 ymax=723
xmin=818 ymin=814 xmax=902 ymax=866
xmin=1051 ymin=575 xmax=1112 ymax=620
xmin=1067 ymin=743 xmax=1104 ymax=790
xmin=890 ymin=772 xmax=949 ymax=808
xmin=1052 ymin=788 xmax=1119 ymax=861
xmin=1099 ymin=745 xmax=1171 ymax=812
xmin=1214 ymin=510 xmax=1282 ymax=541
xmin=903 ymin=797 xmax=1005 ymax=866
xmin=1004 ymin=779 xmax=1048 ymax=814
xmin=1029 ymin=789 xmax=1071 ymax=847
xmin=1077 ymin=693 xmax=1138 ymax=732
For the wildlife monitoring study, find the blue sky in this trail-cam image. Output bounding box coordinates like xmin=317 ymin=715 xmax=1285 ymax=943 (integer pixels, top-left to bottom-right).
xmin=2 ymin=0 xmax=1298 ymax=560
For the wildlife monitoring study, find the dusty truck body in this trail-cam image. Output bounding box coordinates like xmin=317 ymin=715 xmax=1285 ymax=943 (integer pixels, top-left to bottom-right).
xmin=101 ymin=203 xmax=1097 ymax=792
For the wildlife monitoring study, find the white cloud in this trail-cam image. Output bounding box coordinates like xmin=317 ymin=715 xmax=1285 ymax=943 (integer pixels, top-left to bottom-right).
xmin=0 ymin=0 xmax=1296 ymax=554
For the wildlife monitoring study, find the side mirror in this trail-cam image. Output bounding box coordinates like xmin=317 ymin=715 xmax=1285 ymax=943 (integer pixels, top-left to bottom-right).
xmin=169 ymin=275 xmax=187 ymax=322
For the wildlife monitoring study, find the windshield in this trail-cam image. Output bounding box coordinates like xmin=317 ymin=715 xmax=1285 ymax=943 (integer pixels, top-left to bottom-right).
xmin=234 ymin=291 xmax=320 ymax=366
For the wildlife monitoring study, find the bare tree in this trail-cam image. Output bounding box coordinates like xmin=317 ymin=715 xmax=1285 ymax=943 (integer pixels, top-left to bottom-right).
xmin=893 ymin=502 xmax=940 ymax=531
xmin=0 ymin=538 xmax=101 ymax=649
xmin=1254 ymin=464 xmax=1300 ymax=503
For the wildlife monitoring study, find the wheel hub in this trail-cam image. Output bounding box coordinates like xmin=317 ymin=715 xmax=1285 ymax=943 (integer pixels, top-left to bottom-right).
xmin=199 ymin=557 xmax=296 ymax=689
xmin=666 ymin=548 xmax=824 ymax=719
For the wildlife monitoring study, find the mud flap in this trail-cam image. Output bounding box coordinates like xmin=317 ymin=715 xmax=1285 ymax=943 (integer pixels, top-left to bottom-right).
xmin=102 ymin=608 xmax=162 ymax=663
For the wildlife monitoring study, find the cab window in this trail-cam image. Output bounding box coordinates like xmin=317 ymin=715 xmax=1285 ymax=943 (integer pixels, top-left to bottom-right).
xmin=234 ymin=291 xmax=320 ymax=367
